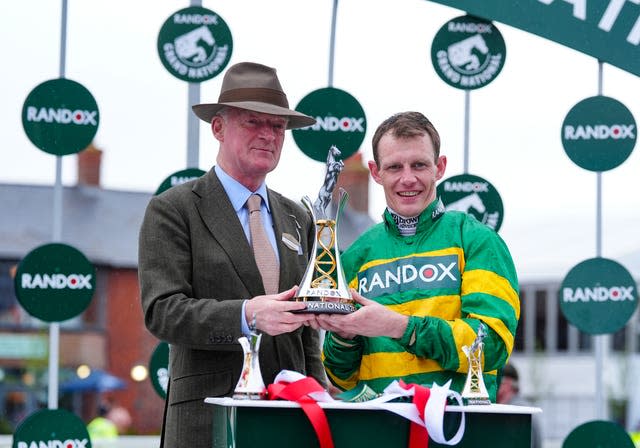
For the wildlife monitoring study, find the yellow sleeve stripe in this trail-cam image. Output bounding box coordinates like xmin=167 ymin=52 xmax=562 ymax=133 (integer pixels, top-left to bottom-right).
xmin=359 ymin=352 xmax=443 ymax=379
xmin=387 ymin=295 xmax=461 ymax=319
xmin=325 ymin=368 xmax=359 ymax=390
xmin=322 ymin=351 xmax=359 ymax=390
xmin=446 ymin=319 xmax=478 ymax=373
xmin=357 ymin=247 xmax=465 ymax=272
xmin=469 ymin=313 xmax=515 ymax=354
xmin=462 ymin=269 xmax=520 ymax=319
xmin=360 ymin=351 xmax=499 ymax=380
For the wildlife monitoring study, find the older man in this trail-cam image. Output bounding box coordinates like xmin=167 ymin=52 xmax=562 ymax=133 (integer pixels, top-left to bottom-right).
xmin=139 ymin=62 xmax=326 ymax=447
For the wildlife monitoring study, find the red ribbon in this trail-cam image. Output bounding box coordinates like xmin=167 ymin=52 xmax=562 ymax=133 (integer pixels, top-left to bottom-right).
xmin=268 ymin=377 xmax=334 ymax=448
xmin=399 ymin=380 xmax=431 ymax=448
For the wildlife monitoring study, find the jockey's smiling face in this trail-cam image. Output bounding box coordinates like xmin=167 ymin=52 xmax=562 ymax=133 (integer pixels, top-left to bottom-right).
xmin=368 ymin=132 xmax=447 ymax=218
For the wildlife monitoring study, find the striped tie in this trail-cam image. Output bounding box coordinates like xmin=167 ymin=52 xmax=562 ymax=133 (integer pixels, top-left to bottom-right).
xmin=247 ymin=194 xmax=279 ymax=295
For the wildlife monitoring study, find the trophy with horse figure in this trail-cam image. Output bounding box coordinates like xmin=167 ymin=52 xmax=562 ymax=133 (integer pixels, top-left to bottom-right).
xmin=293 ymin=145 xmax=355 ymax=314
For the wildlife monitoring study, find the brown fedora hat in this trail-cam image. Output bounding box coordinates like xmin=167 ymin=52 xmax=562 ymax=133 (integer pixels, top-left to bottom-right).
xmin=192 ymin=62 xmax=316 ymax=129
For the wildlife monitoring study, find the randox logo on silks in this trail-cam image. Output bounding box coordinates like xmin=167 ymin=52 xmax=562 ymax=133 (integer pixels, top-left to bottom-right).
xmin=561 ymin=95 xmax=636 ymax=172
xmin=431 ymin=15 xmax=506 ymax=90
xmin=157 ymin=6 xmax=233 ymax=83
xmin=13 ymin=408 xmax=91 ymax=448
xmin=292 ymin=87 xmax=366 ymax=162
xmin=357 ymin=254 xmax=460 ymax=299
xmin=436 ymin=173 xmax=504 ymax=231
xmin=14 ymin=243 xmax=96 ymax=323
xmin=559 ymin=257 xmax=638 ymax=335
xmin=155 ymin=168 xmax=206 ymax=195
xmin=22 ymin=78 xmax=99 ymax=156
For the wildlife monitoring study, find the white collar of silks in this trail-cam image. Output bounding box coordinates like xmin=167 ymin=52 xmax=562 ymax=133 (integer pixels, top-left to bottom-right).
xmin=273 ymin=370 xmax=465 ymax=446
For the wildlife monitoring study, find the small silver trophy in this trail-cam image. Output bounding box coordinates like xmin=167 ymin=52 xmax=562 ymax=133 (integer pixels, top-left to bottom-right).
xmin=293 ymin=146 xmax=355 ymax=314
xmin=461 ymin=322 xmax=491 ymax=405
xmin=233 ymin=316 xmax=266 ymax=399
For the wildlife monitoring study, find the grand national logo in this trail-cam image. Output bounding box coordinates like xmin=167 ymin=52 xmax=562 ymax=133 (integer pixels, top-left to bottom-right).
xmin=437 ymin=173 xmax=504 ymax=231
xmin=157 ymin=6 xmax=233 ymax=83
xmin=357 ymin=254 xmax=460 ymax=299
xmin=561 ymin=95 xmax=637 ymax=172
xmin=431 ymin=15 xmax=506 ymax=90
xmin=292 ymin=87 xmax=366 ymax=162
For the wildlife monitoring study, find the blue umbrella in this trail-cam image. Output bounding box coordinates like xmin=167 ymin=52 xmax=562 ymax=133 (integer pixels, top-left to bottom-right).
xmin=60 ymin=369 xmax=126 ymax=393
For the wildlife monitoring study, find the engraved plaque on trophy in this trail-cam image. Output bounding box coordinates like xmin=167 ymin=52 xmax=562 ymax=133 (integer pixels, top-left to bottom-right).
xmin=293 ymin=146 xmax=355 ymax=314
xmin=233 ymin=318 xmax=266 ymax=400
xmin=461 ymin=322 xmax=491 ymax=405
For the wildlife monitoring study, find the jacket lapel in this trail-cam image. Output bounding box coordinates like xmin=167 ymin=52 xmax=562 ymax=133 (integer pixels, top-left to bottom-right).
xmin=269 ymin=190 xmax=305 ymax=290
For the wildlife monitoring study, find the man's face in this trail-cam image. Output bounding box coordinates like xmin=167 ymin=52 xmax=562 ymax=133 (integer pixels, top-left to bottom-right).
xmin=497 ymin=376 xmax=516 ymax=404
xmin=369 ymin=132 xmax=446 ymax=217
xmin=213 ymin=108 xmax=288 ymax=189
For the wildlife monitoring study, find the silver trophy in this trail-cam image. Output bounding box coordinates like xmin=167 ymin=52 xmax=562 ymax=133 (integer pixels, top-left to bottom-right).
xmin=461 ymin=322 xmax=491 ymax=405
xmin=293 ymin=146 xmax=355 ymax=314
xmin=233 ymin=316 xmax=266 ymax=399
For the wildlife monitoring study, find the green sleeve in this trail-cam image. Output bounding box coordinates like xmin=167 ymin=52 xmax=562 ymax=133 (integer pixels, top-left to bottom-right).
xmin=322 ymin=332 xmax=364 ymax=390
xmin=398 ymin=218 xmax=519 ymax=372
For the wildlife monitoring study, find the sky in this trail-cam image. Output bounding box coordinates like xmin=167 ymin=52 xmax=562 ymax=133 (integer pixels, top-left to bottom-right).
xmin=1 ymin=0 xmax=639 ymax=281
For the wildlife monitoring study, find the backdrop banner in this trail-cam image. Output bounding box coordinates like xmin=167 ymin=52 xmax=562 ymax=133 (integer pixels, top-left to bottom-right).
xmin=426 ymin=0 xmax=640 ymax=77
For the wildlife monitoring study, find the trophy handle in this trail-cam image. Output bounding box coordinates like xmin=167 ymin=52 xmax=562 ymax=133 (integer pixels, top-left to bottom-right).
xmin=333 ymin=188 xmax=350 ymax=296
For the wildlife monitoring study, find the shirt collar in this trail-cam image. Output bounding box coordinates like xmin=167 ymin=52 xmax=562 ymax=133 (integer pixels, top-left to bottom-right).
xmin=383 ymin=197 xmax=445 ymax=236
xmin=214 ymin=165 xmax=271 ymax=212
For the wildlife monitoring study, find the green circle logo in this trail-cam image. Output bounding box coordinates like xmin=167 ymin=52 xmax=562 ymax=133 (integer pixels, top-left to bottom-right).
xmin=157 ymin=7 xmax=233 ymax=83
xmin=562 ymin=96 xmax=636 ymax=172
xmin=559 ymin=258 xmax=637 ymax=335
xmin=436 ymin=173 xmax=504 ymax=231
xmin=22 ymin=78 xmax=100 ymax=156
xmin=563 ymin=420 xmax=635 ymax=448
xmin=13 ymin=409 xmax=91 ymax=448
xmin=292 ymin=87 xmax=366 ymax=162
xmin=14 ymin=243 xmax=96 ymax=322
xmin=149 ymin=342 xmax=169 ymax=399
xmin=431 ymin=15 xmax=506 ymax=90
xmin=155 ymin=168 xmax=206 ymax=195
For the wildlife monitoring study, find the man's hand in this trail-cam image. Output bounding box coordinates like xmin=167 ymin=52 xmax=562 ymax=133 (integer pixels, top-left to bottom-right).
xmin=316 ymin=289 xmax=408 ymax=340
xmin=245 ymin=286 xmax=316 ymax=336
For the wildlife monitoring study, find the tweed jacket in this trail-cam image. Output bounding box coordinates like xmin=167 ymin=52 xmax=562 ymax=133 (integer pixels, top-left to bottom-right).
xmin=138 ymin=168 xmax=325 ymax=447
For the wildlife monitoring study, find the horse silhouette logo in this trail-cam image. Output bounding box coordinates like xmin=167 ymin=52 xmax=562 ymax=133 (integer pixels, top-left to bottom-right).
xmin=447 ymin=34 xmax=489 ymax=72
xmin=444 ymin=192 xmax=500 ymax=230
xmin=444 ymin=192 xmax=486 ymax=214
xmin=175 ymin=26 xmax=216 ymax=65
xmin=431 ymin=15 xmax=506 ymax=90
xmin=157 ymin=6 xmax=233 ymax=82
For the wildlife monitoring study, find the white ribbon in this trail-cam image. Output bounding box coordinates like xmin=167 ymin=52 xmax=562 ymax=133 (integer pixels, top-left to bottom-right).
xmin=273 ymin=371 xmax=465 ymax=446
xmin=371 ymin=380 xmax=466 ymax=446
xmin=273 ymin=370 xmax=336 ymax=402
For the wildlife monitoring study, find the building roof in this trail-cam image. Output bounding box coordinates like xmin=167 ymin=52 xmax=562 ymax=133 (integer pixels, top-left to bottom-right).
xmin=0 ymin=183 xmax=151 ymax=268
xmin=0 ymin=183 xmax=376 ymax=269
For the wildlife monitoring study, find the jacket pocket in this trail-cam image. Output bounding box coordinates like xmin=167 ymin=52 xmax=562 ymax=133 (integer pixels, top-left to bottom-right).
xmin=169 ymin=370 xmax=234 ymax=405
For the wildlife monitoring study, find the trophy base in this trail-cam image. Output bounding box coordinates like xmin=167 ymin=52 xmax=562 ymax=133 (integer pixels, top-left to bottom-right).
xmin=291 ymin=300 xmax=356 ymax=314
